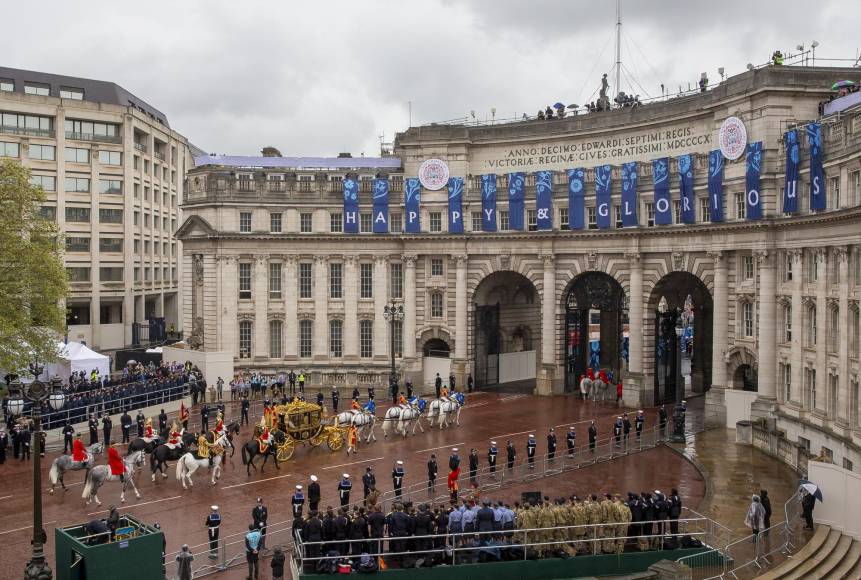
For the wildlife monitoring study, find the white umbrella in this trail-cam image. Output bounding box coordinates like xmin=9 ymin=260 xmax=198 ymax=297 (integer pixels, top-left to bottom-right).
xmin=799 ymin=481 xmax=823 ymax=502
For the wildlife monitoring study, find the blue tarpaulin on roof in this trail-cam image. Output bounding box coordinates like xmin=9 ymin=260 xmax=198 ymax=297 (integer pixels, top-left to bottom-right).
xmin=193 ymin=155 xmax=401 ymax=170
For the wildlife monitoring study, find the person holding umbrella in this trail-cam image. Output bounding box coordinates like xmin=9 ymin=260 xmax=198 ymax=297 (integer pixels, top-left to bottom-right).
xmin=799 ymin=481 xmax=823 ymax=530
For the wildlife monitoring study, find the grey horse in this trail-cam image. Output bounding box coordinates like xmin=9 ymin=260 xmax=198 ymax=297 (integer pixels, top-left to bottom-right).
xmin=82 ymin=450 xmax=144 ymax=506
xmin=49 ymin=442 xmax=103 ymax=494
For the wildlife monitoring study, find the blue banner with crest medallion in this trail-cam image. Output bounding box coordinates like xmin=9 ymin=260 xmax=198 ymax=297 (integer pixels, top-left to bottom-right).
xmin=404 ymin=177 xmax=421 ymax=233
xmin=535 ymin=170 xmax=553 ymax=230
xmin=783 ymin=129 xmax=800 ymax=214
xmin=595 ymin=164 xmax=612 ymax=229
xmin=567 ymin=168 xmax=585 ymax=230
xmin=707 ymin=150 xmax=724 ymax=223
xmin=653 ymin=158 xmax=671 ymax=225
xmin=372 ymin=178 xmax=389 ymax=233
xmin=508 ymin=172 xmax=525 ymax=230
xmin=448 ymin=177 xmax=464 ymax=233
xmin=808 ymin=123 xmax=826 ymax=211
xmin=481 ymin=174 xmax=497 ymax=231
xmin=343 ymin=177 xmax=359 ymax=233
xmin=621 ymin=162 xmax=638 ymax=227
xmin=678 ymin=154 xmax=695 ymax=224
xmin=746 ymin=142 xmax=763 ymax=220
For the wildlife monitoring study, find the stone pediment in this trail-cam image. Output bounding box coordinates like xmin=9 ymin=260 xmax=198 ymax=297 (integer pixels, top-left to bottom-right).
xmin=175 ymin=215 xmax=217 ymax=239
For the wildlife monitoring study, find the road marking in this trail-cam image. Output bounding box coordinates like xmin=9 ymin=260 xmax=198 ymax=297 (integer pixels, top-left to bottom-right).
xmin=0 ymin=495 xmax=13 ymax=501
xmin=0 ymin=520 xmax=57 ymax=536
xmin=490 ymin=417 xmax=597 ymax=441
xmin=87 ymin=495 xmax=181 ymax=516
xmin=462 ymin=402 xmax=489 ymax=409
xmin=487 ymin=428 xmax=535 ymax=440
xmin=499 ymin=394 xmax=527 ymax=402
xmin=554 ymin=418 xmax=594 ymax=430
xmin=222 ymin=474 xmax=293 ymax=490
xmin=45 ymin=482 xmax=84 ymax=492
xmin=415 ymin=442 xmax=465 ymax=454
xmin=321 ymin=456 xmax=384 ymax=470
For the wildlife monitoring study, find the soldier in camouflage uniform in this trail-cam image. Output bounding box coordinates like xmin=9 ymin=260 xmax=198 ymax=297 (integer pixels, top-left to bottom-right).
xmin=571 ymin=496 xmax=588 ymax=554
xmin=615 ymin=494 xmax=632 ymax=554
xmin=538 ymin=497 xmax=556 ymax=556
xmin=555 ymin=498 xmax=577 ymax=556
xmin=587 ymin=494 xmax=603 ymax=555
xmin=601 ymin=493 xmax=618 ymax=553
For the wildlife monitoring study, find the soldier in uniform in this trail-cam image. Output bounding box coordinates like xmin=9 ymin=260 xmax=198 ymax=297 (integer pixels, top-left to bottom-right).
xmin=571 ymin=496 xmax=588 ymax=554
xmin=526 ymin=434 xmax=537 ymax=469
xmin=88 ymin=414 xmax=98 ymax=446
xmin=468 ymin=448 xmax=479 ymax=486
xmin=447 ymin=448 xmax=461 ymax=502
xmin=547 ymin=428 xmax=557 ymax=463
xmin=62 ymin=421 xmax=74 ymax=454
xmin=588 ymin=494 xmax=603 ymax=554
xmin=635 ymin=410 xmax=645 ymax=444
xmin=331 ymin=386 xmax=340 ymax=413
xmin=627 ymin=492 xmax=644 ymax=550
xmin=601 ymin=493 xmax=617 ymax=553
xmin=427 ymin=453 xmax=438 ymax=494
xmin=588 ymin=421 xmax=597 ymax=453
xmin=566 ymin=426 xmax=576 ymax=458
xmin=101 ymin=413 xmax=113 ymax=448
xmin=640 ymin=492 xmax=654 ymax=551
xmin=622 ymin=413 xmax=632 ymax=448
xmin=254 ymin=497 xmax=269 ymax=550
xmin=506 ymin=440 xmax=516 ymax=471
xmin=392 ymin=461 xmax=405 ymax=500
xmin=205 ymin=506 xmax=221 ymax=560
xmin=197 ymin=431 xmax=209 ymax=461
xmin=120 ymin=409 xmax=133 ymax=443
xmin=241 ymin=396 xmax=250 ymax=426
xmin=292 ymin=486 xmax=305 ymax=519
xmin=200 ymin=404 xmax=210 ymax=432
xmin=615 ymin=494 xmax=632 ymax=554
xmin=658 ymin=405 xmax=668 ymax=436
xmin=613 ymin=416 xmax=623 ymax=448
xmin=487 ymin=441 xmax=498 ymax=477
xmin=135 ymin=410 xmax=145 ymax=438
xmin=338 ymin=473 xmax=352 ymax=508
xmin=158 ymin=408 xmax=168 ymax=433
xmin=308 ymin=475 xmax=321 ymax=512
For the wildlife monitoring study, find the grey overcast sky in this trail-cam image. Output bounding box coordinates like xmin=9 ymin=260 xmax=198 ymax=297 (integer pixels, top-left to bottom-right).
xmin=4 ymin=0 xmax=859 ymax=156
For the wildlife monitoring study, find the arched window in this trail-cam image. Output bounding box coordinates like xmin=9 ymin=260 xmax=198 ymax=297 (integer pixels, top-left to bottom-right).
xmin=329 ymin=319 xmax=343 ymax=358
xmin=360 ymin=320 xmax=373 ymax=358
xmin=430 ymin=292 xmax=444 ymax=318
xmin=269 ymin=320 xmax=283 ymax=359
xmin=299 ymin=319 xmax=312 ymax=358
xmin=239 ymin=320 xmax=252 ymax=358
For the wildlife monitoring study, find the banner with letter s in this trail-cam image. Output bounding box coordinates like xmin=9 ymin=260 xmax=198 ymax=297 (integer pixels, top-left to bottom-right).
xmin=678 ymin=154 xmax=695 ymax=224
xmin=372 ymin=178 xmax=389 ymax=233
xmin=404 ymin=177 xmax=421 ymax=233
xmin=807 ymin=122 xmax=826 ymax=211
xmin=621 ymin=162 xmax=638 ymax=227
xmin=481 ymin=174 xmax=497 ymax=231
xmin=653 ymin=158 xmax=671 ymax=225
xmin=508 ymin=172 xmax=525 ymax=230
xmin=567 ymin=168 xmax=585 ymax=230
xmin=595 ymin=164 xmax=612 ymax=229
xmin=447 ymin=177 xmax=464 ymax=233
xmin=343 ymin=177 xmax=359 ymax=233
xmin=783 ymin=129 xmax=799 ymax=214
xmin=707 ymin=150 xmax=724 ymax=223
xmin=535 ymin=170 xmax=553 ymax=230
xmin=746 ymin=141 xmax=762 ymax=220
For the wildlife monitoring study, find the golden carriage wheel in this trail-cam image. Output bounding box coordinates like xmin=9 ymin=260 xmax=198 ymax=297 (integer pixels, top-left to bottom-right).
xmin=309 ymin=431 xmax=326 ymax=447
xmin=327 ymin=429 xmax=344 ymax=451
xmin=276 ymin=436 xmax=295 ymax=462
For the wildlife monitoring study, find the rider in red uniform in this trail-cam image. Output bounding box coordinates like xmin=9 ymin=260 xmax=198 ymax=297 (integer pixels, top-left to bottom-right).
xmin=144 ymin=418 xmax=155 ymax=440
xmin=107 ymin=441 xmax=125 ymax=482
xmin=167 ymin=422 xmax=182 ymax=448
xmin=351 ymin=399 xmax=360 ymax=411
xmin=72 ymin=434 xmax=88 ymax=463
xmin=213 ymin=412 xmax=225 ymax=438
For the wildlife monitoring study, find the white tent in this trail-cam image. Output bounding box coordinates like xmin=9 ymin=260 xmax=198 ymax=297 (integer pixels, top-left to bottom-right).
xmin=46 ymin=341 xmax=111 ymax=383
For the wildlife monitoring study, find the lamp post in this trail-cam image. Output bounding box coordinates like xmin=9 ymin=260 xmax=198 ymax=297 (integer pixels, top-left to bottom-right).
xmin=674 ymin=309 xmax=685 ymax=403
xmin=382 ymin=303 xmax=404 ymax=394
xmin=7 ymin=363 xmax=66 ymax=580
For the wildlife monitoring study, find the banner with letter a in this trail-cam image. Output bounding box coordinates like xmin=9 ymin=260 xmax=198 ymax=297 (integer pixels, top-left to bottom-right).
xmin=343 ymin=177 xmax=359 ymax=233
xmin=508 ymin=172 xmax=525 ymax=230
xmin=535 ymin=170 xmax=553 ymax=230
xmin=447 ymin=177 xmax=464 ymax=233
xmin=567 ymin=168 xmax=585 ymax=230
xmin=653 ymin=157 xmax=671 ymax=225
xmin=746 ymin=141 xmax=763 ymax=220
xmin=595 ymin=164 xmax=612 ymax=229
xmin=372 ymin=178 xmax=389 ymax=233
xmin=404 ymin=177 xmax=421 ymax=233
xmin=678 ymin=154 xmax=695 ymax=224
xmin=707 ymin=150 xmax=724 ymax=223
xmin=807 ymin=122 xmax=826 ymax=211
xmin=481 ymin=174 xmax=497 ymax=231
xmin=783 ymin=129 xmax=799 ymax=214
xmin=621 ymin=162 xmax=638 ymax=227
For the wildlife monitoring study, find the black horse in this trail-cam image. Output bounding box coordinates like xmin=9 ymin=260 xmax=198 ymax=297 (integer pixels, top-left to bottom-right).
xmin=150 ymin=421 xmax=241 ymax=480
xmin=241 ymin=430 xmax=286 ymax=476
xmin=127 ymin=427 xmax=170 ymax=455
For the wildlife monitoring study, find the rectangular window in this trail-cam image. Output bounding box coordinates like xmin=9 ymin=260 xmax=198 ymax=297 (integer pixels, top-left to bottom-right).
xmin=613 ymin=205 xmax=622 ymax=229
xmin=808 ymin=308 xmax=818 ymax=347
xmin=390 ymin=212 xmax=402 ymax=233
xmin=830 ymin=176 xmax=840 ymax=210
xmin=64 ymin=119 xmax=120 ymax=142
xmin=783 ymin=363 xmax=792 ymax=402
xmin=269 ymin=212 xmax=282 ymax=233
xmin=360 ymin=213 xmax=372 ymax=233
xmin=239 ymin=212 xmax=252 ymax=233
xmin=98 ymin=179 xmax=123 ymax=194
xmin=24 ymin=83 xmax=50 ymax=96
xmin=645 ymin=202 xmax=655 ymax=227
xmin=360 ymin=263 xmax=373 ymax=299
xmin=784 ymin=304 xmax=792 ymax=342
xmin=853 ymin=170 xmax=861 ymax=206
xmin=329 ymin=212 xmax=343 ymax=233
xmin=299 ymin=262 xmax=312 ymax=299
xmin=360 ymin=319 xmax=373 ymax=358
xmin=743 ymin=302 xmax=754 ymax=338
xmin=299 ymin=320 xmax=313 ymax=358
xmin=40 ymin=206 xmax=56 ymax=221
xmin=471 ymin=211 xmax=482 ymax=232
xmin=329 ymin=262 xmax=343 ymax=299
xmin=300 ymin=212 xmax=313 ymax=233
xmin=0 ymin=79 xmax=13 ymax=92
xmin=329 ymin=320 xmax=343 ymax=358
xmin=830 ymin=310 xmax=839 ymax=353
xmin=528 ymin=209 xmax=538 ymax=231
xmin=239 ymin=321 xmax=252 ymax=359
xmin=29 ymin=144 xmax=55 ymax=161
xmin=269 ymin=262 xmax=282 ymax=299
xmin=393 ymin=320 xmax=403 ymax=357
xmin=98 ymin=150 xmax=122 ymax=165
xmin=269 ymin=320 xmax=282 ymax=359
xmin=0 ymin=141 xmax=19 ymax=157
xmin=700 ymin=198 xmax=711 ymax=222
xmin=390 ymin=262 xmax=403 ymax=299
xmin=735 ymin=192 xmax=746 ymax=220
xmin=742 ymin=255 xmax=754 ymax=280
xmin=64 ymin=177 xmax=90 ymax=192
xmin=673 ymin=200 xmax=681 ymax=224
xmin=786 ymin=253 xmax=794 ymax=282
xmin=99 ymin=208 xmax=123 ymax=223
xmin=99 ymin=267 xmax=123 ymax=282
xmin=65 ymin=206 xmax=90 ymax=222
xmin=99 ymin=238 xmax=123 ymax=253
xmin=431 ymin=258 xmax=444 ymax=277
xmin=587 ymin=207 xmax=597 ymax=229
xmin=65 ymin=237 xmax=90 ymax=252
xmin=66 ymin=267 xmax=90 ymax=282
xmin=30 ymin=175 xmax=55 ymax=191
xmin=64 ymin=147 xmax=89 ymax=163
xmin=429 ymin=212 xmax=442 ymax=232
xmin=239 ymin=263 xmax=252 ymax=299
xmin=431 ymin=292 xmax=444 ymax=318
xmin=59 ymin=87 xmax=84 ymax=100
xmin=133 ymin=211 xmax=139 ymax=226
xmin=499 ymin=210 xmax=509 ymax=231
xmin=1 ymin=113 xmax=52 ymax=137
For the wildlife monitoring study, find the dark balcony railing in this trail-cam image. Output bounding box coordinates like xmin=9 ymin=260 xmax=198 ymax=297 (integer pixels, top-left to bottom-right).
xmin=327 ymin=181 xmax=342 ymax=193
xmin=1 ymin=125 xmax=54 ymax=138
xmin=133 ymin=141 xmax=147 ymax=152
xmin=153 ymin=150 xmax=165 ymax=161
xmin=67 ymin=131 xmax=122 ymax=144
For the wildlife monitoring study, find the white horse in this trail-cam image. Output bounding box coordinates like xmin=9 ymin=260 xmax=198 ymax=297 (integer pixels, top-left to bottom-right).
xmin=175 ymin=432 xmax=231 ymax=489
xmin=81 ymin=450 xmax=144 ymax=506
xmin=49 ymin=442 xmax=103 ymax=493
xmin=335 ymin=411 xmax=377 ymax=443
xmin=593 ymin=378 xmax=609 ymax=402
xmin=381 ymin=404 xmax=425 ymax=438
xmin=428 ymin=398 xmax=463 ymax=429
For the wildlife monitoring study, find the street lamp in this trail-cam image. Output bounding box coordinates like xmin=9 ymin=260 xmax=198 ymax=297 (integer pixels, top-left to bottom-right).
xmin=7 ymin=363 xmax=66 ymax=580
xmin=674 ymin=309 xmax=685 ymax=403
xmin=811 ymin=40 xmax=819 ymax=67
xmin=382 ymin=303 xmax=404 ymax=395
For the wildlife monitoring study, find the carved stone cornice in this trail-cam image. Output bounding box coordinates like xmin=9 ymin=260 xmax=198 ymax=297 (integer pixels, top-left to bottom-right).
xmin=255 ymin=255 xmax=269 ymax=266
xmin=706 ymin=250 xmax=724 ymax=265
xmin=585 ymin=252 xmax=598 ymax=271
xmin=672 ymin=252 xmax=686 ymax=272
xmin=297 ymin=312 xmax=315 ymax=321
xmin=497 ymin=254 xmax=511 ymax=271
xmin=374 ymin=256 xmax=389 ymax=267
xmin=754 ymin=249 xmax=774 ymax=267
xmin=314 ymin=255 xmax=328 ymax=265
xmin=786 ymin=248 xmax=803 ymax=263
xmin=802 ymin=296 xmax=817 ymax=309
xmin=401 ymin=254 xmax=417 ymax=267
xmin=454 ymin=254 xmax=469 ymax=267
xmin=776 ymin=295 xmax=792 ymax=307
xmin=624 ymin=252 xmax=642 ymax=265
xmin=237 ymin=312 xmax=254 ymax=322
xmin=834 ymin=245 xmax=849 ymax=263
xmin=267 ymin=312 xmax=286 ymax=321
xmin=538 ymin=253 xmax=555 ymax=268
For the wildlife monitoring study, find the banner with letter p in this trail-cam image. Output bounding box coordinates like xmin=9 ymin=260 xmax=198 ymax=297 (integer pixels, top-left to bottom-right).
xmin=481 ymin=174 xmax=497 ymax=231
xmin=343 ymin=177 xmax=359 ymax=233
xmin=447 ymin=177 xmax=464 ymax=233
xmin=404 ymin=177 xmax=421 ymax=233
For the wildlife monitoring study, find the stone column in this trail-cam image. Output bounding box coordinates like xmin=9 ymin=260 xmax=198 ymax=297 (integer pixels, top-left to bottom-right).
xmin=815 ymin=248 xmax=828 ymax=412
xmin=402 ymin=255 xmax=417 ymax=359
xmin=313 ymin=256 xmax=329 ymax=359
xmin=221 ymin=256 xmax=238 ymax=359
xmin=344 ymin=256 xmax=358 ymax=360
xmin=707 ymin=251 xmax=728 ymax=425
xmin=837 ymin=246 xmax=850 ymax=424
xmin=537 ymin=253 xmax=556 ymax=395
xmin=373 ymin=257 xmax=389 ymax=359
xmin=455 ymin=255 xmax=468 ymax=360
xmin=754 ymin=250 xmax=777 ymax=407
xmin=624 ymin=253 xmax=644 ymax=406
xmin=789 ymin=249 xmax=803 ymax=405
xmin=254 ymin=255 xmax=269 ymax=359
xmin=284 ymin=257 xmax=298 ymax=360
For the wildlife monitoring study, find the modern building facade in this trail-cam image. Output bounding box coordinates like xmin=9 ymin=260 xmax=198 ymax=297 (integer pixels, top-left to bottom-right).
xmin=179 ymin=66 xmax=861 ymax=471
xmin=0 ymin=67 xmax=190 ymax=351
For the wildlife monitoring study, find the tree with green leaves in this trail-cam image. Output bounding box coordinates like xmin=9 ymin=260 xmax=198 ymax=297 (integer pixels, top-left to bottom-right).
xmin=0 ymin=159 xmax=68 ymax=374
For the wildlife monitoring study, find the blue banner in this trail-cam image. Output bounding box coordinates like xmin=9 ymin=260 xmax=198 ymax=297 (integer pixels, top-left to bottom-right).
xmin=621 ymin=162 xmax=638 ymax=227
xmin=808 ymin=122 xmax=826 ymax=211
xmin=707 ymin=150 xmax=724 ymax=223
xmin=343 ymin=177 xmax=359 ymax=233
xmin=507 ymin=172 xmax=525 ymax=230
xmin=404 ymin=177 xmax=421 ymax=233
xmin=783 ymin=129 xmax=799 ymax=214
xmin=567 ymin=168 xmax=585 ymax=230
xmin=678 ymin=154 xmax=695 ymax=224
xmin=653 ymin=157 xmax=671 ymax=225
xmin=535 ymin=170 xmax=553 ymax=230
xmin=746 ymin=141 xmax=763 ymax=220
xmin=447 ymin=177 xmax=464 ymax=233
xmin=595 ymin=164 xmax=612 ymax=229
xmin=481 ymin=174 xmax=497 ymax=232
xmin=372 ymin=178 xmax=389 ymax=233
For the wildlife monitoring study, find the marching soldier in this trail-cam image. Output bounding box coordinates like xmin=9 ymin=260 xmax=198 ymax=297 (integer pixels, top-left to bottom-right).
xmin=338 ymin=473 xmax=352 ymax=507
xmin=135 ymin=410 xmax=145 ymax=438
xmin=62 ymin=421 xmax=74 ymax=454
xmin=427 ymin=453 xmax=438 ymax=493
xmin=506 ymin=440 xmax=516 ymax=471
xmin=308 ymin=475 xmax=321 ymax=512
xmin=88 ymin=414 xmax=98 ymax=446
xmin=613 ymin=416 xmax=623 ymax=448
xmin=205 ymin=506 xmax=221 ymax=560
xmin=487 ymin=441 xmax=498 ymax=476
xmin=622 ymin=413 xmax=631 ymax=448
xmin=588 ymin=421 xmax=597 ymax=453
xmin=566 ymin=426 xmax=576 ymax=458
xmin=392 ymin=460 xmax=405 ymax=499
xmin=292 ymin=486 xmax=305 ymax=519
xmin=635 ymin=410 xmax=645 ymax=443
xmin=547 ymin=428 xmax=557 ymax=462
xmin=526 ymin=434 xmax=537 ymax=468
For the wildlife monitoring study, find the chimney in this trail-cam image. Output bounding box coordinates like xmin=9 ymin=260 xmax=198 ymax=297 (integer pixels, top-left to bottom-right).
xmin=337 ymin=152 xmax=352 ymax=158
xmin=261 ymin=146 xmax=282 ymax=157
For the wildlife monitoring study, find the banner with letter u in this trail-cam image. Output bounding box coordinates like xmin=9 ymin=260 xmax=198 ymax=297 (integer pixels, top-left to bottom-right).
xmin=783 ymin=129 xmax=799 ymax=214
xmin=343 ymin=177 xmax=359 ymax=233
xmin=508 ymin=172 xmax=525 ymax=230
xmin=595 ymin=164 xmax=612 ymax=229
xmin=481 ymin=174 xmax=497 ymax=231
xmin=567 ymin=168 xmax=585 ymax=230
xmin=447 ymin=177 xmax=464 ymax=233
xmin=372 ymin=178 xmax=389 ymax=233
xmin=621 ymin=162 xmax=638 ymax=227
xmin=404 ymin=178 xmax=421 ymax=233
xmin=535 ymin=170 xmax=553 ymax=230
xmin=746 ymin=141 xmax=763 ymax=220
xmin=653 ymin=158 xmax=671 ymax=225
xmin=808 ymin=122 xmax=826 ymax=211
xmin=678 ymin=154 xmax=695 ymax=224
xmin=707 ymin=150 xmax=724 ymax=223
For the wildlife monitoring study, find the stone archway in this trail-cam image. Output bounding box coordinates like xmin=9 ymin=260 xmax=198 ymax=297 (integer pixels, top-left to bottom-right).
xmin=727 ymin=346 xmax=758 ymax=392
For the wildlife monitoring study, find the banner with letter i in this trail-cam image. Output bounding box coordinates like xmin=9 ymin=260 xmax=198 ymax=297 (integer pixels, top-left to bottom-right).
xmin=783 ymin=129 xmax=799 ymax=214
xmin=343 ymin=177 xmax=359 ymax=233
xmin=508 ymin=172 xmax=525 ymax=230
xmin=621 ymin=162 xmax=638 ymax=227
xmin=447 ymin=177 xmax=464 ymax=233
xmin=707 ymin=150 xmax=724 ymax=223
xmin=746 ymin=141 xmax=763 ymax=220
xmin=404 ymin=178 xmax=421 ymax=233
xmin=653 ymin=157 xmax=671 ymax=225
xmin=678 ymin=154 xmax=695 ymax=224
xmin=567 ymin=168 xmax=585 ymax=230
xmin=807 ymin=122 xmax=826 ymax=211
xmin=481 ymin=174 xmax=497 ymax=231
xmin=372 ymin=178 xmax=389 ymax=233
xmin=595 ymin=164 xmax=612 ymax=229
xmin=535 ymin=170 xmax=553 ymax=230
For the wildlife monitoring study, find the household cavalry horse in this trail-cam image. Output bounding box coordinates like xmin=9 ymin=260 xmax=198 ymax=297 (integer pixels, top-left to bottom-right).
xmin=49 ymin=442 xmax=103 ymax=493
xmin=82 ymin=450 xmax=145 ymax=506
xmin=175 ymin=430 xmax=234 ymax=489
xmin=428 ymin=391 xmax=465 ymax=429
xmin=151 ymin=420 xmax=239 ymax=481
xmin=336 ymin=404 xmax=377 ymax=443
xmin=241 ymin=424 xmax=288 ymax=475
xmin=382 ymin=398 xmax=427 ymax=438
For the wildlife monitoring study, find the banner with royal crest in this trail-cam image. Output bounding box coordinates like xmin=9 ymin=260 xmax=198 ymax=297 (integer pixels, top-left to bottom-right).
xmin=653 ymin=157 xmax=671 ymax=225
xmin=535 ymin=170 xmax=553 ymax=230
xmin=620 ymin=162 xmax=638 ymax=227
xmin=595 ymin=164 xmax=612 ymax=229
xmin=567 ymin=168 xmax=585 ymax=230
xmin=678 ymin=154 xmax=695 ymax=224
xmin=746 ymin=141 xmax=763 ymax=220
xmin=508 ymin=172 xmax=525 ymax=230
xmin=404 ymin=177 xmax=421 ymax=233
xmin=447 ymin=177 xmax=464 ymax=233
xmin=707 ymin=150 xmax=724 ymax=223
xmin=481 ymin=174 xmax=497 ymax=232
xmin=372 ymin=178 xmax=389 ymax=233
xmin=343 ymin=177 xmax=359 ymax=233
xmin=808 ymin=122 xmax=826 ymax=211
xmin=783 ymin=129 xmax=800 ymax=214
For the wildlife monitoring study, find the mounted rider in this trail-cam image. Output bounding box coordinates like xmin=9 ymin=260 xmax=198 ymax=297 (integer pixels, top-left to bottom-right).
xmin=72 ymin=433 xmax=90 ymax=467
xmin=351 ymin=399 xmax=361 ymax=412
xmin=212 ymin=411 xmax=225 ymax=439
xmin=363 ymin=398 xmax=376 ymax=415
xmin=142 ymin=417 xmax=157 ymax=443
xmin=165 ymin=421 xmax=183 ymax=450
xmin=257 ymin=417 xmax=273 ymax=454
xmin=197 ymin=431 xmax=210 ymax=459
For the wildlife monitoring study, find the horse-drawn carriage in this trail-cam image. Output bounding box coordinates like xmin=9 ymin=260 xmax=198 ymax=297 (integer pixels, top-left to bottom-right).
xmin=262 ymin=401 xmax=346 ymax=462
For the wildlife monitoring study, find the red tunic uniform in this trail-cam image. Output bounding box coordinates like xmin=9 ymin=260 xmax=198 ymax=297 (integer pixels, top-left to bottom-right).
xmin=169 ymin=430 xmax=182 ymax=445
xmin=72 ymin=439 xmax=87 ymax=462
xmin=351 ymin=400 xmax=360 ymax=411
xmin=107 ymin=447 xmax=125 ymax=476
xmin=144 ymin=425 xmax=155 ymax=438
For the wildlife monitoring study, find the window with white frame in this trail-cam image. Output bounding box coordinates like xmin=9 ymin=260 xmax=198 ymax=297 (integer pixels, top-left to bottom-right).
xmin=806 ymin=367 xmax=817 ymax=409
xmin=360 ymin=213 xmax=372 ymax=233
xmin=527 ymin=209 xmax=538 ymax=231
xmin=471 ymin=211 xmax=482 ymax=232
xmin=330 ymin=212 xmax=343 ymax=233
xmin=300 ymin=212 xmax=313 ymax=233
xmin=645 ymin=202 xmax=655 ymax=227
xmin=329 ymin=263 xmax=342 ymax=299
xmin=239 ymin=320 xmax=252 ymax=358
xmin=431 ymin=292 xmax=444 ymax=318
xmin=429 ymin=212 xmax=442 ymax=232
xmin=741 ymin=255 xmax=753 ymax=281
xmin=613 ymin=205 xmax=622 ymax=228
xmin=830 ymin=176 xmax=840 ymax=210
xmin=269 ymin=262 xmax=282 ymax=299
xmin=269 ymin=320 xmax=283 ymax=358
xmin=65 ymin=147 xmax=90 ymax=164
xmin=360 ymin=319 xmax=373 ymax=358
xmin=499 ymin=210 xmax=510 ymax=231
xmin=299 ymin=319 xmax=312 ymax=358
xmin=851 ymin=307 xmax=860 ymax=357
xmin=360 ymin=263 xmax=373 ymax=298
xmin=853 ymin=170 xmax=861 ymax=206
xmin=735 ymin=192 xmax=746 ymax=220
xmin=393 ymin=320 xmax=403 ymax=357
xmin=700 ymin=197 xmax=711 ymax=222
xmin=299 ymin=262 xmax=312 ymax=299
xmin=390 ymin=262 xmax=403 ymax=299
xmin=785 ymin=253 xmax=794 ymax=282
xmin=829 ymin=373 xmax=839 ymax=417
xmin=239 ymin=263 xmax=252 ymax=299
xmin=809 ymin=252 xmax=819 ymax=283
xmin=270 ymin=212 xmax=282 ymax=233
xmin=239 ymin=211 xmax=252 ymax=233
xmin=390 ymin=213 xmax=402 ymax=233
xmin=742 ymin=302 xmax=754 ymax=338
xmin=782 ymin=363 xmax=792 ymax=402
xmin=673 ymin=200 xmax=681 ymax=224
xmin=560 ymin=207 xmax=570 ymax=229
xmin=329 ymin=319 xmax=343 ymax=358
xmin=830 ymin=307 xmax=839 ymax=353
xmin=807 ymin=306 xmax=817 ymax=347
xmin=586 ymin=207 xmax=597 ymax=229
xmin=784 ymin=303 xmax=792 ymax=342
xmin=430 ymin=258 xmax=444 ymax=277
